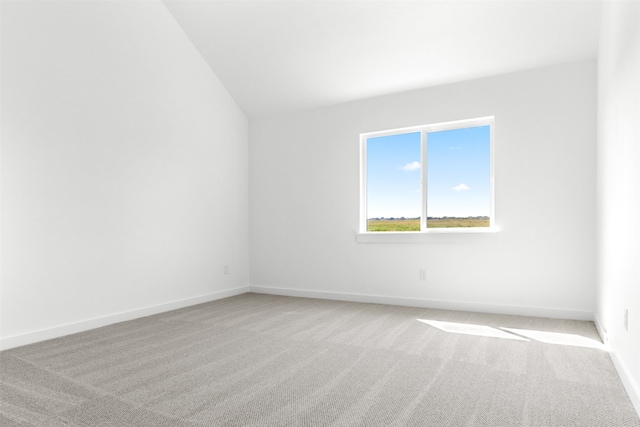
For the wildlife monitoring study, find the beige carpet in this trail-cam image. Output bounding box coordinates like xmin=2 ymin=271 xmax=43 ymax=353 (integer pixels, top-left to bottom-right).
xmin=1 ymin=293 xmax=639 ymax=426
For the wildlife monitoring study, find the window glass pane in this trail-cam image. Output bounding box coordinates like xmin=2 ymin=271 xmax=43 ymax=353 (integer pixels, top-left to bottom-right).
xmin=367 ymin=132 xmax=421 ymax=232
xmin=427 ymin=125 xmax=490 ymax=228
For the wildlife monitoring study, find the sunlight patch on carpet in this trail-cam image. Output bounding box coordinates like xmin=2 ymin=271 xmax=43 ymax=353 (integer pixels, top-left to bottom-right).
xmin=417 ymin=319 xmax=528 ymax=341
xmin=418 ymin=319 xmax=606 ymax=350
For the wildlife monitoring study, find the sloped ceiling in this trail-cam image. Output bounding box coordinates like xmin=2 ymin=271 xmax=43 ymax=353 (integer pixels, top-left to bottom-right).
xmin=163 ymin=0 xmax=601 ymax=118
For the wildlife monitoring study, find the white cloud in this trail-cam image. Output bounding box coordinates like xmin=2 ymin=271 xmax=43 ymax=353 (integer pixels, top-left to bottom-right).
xmin=400 ymin=161 xmax=421 ymax=171
xmin=452 ymin=183 xmax=470 ymax=192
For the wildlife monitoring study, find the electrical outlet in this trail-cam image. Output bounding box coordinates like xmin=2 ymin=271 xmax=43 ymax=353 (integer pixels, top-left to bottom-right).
xmin=624 ymin=309 xmax=628 ymax=331
xmin=419 ymin=268 xmax=427 ymax=281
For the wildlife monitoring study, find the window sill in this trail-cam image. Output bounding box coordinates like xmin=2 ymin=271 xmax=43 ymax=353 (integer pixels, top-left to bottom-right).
xmin=355 ymin=227 xmax=500 ymax=243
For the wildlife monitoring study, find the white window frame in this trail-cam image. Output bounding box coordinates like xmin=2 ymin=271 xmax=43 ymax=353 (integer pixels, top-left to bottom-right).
xmin=358 ymin=116 xmax=497 ymax=243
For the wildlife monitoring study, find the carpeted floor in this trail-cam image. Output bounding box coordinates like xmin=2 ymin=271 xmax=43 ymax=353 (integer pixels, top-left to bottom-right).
xmin=1 ymin=293 xmax=639 ymax=426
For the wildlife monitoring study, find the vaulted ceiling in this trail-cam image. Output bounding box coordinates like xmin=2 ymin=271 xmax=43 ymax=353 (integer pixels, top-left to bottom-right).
xmin=163 ymin=1 xmax=602 ymax=118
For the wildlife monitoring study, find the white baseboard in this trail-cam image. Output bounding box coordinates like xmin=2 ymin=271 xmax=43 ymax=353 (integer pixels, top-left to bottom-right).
xmin=594 ymin=316 xmax=640 ymax=417
xmin=609 ymin=349 xmax=640 ymax=417
xmin=0 ymin=286 xmax=249 ymax=351
xmin=249 ymin=285 xmax=595 ymax=321
xmin=593 ymin=316 xmax=610 ymax=348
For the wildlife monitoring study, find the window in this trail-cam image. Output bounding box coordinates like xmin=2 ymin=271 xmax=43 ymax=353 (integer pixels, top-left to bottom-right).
xmin=359 ymin=117 xmax=494 ymax=234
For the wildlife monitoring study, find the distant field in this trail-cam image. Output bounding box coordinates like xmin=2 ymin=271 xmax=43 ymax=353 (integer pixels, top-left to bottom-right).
xmin=367 ymin=219 xmax=420 ymax=232
xmin=367 ymin=217 xmax=489 ymax=232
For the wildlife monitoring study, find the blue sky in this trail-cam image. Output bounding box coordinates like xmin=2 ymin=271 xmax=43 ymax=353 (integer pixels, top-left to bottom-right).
xmin=366 ymin=125 xmax=490 ymax=219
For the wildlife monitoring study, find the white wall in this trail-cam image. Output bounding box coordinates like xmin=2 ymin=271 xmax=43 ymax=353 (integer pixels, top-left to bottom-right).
xmin=597 ymin=0 xmax=640 ymax=412
xmin=0 ymin=1 xmax=249 ymax=349
xmin=250 ymin=60 xmax=597 ymax=319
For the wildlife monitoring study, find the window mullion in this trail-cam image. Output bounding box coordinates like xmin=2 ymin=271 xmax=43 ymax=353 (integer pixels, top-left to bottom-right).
xmin=420 ymin=131 xmax=428 ymax=231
